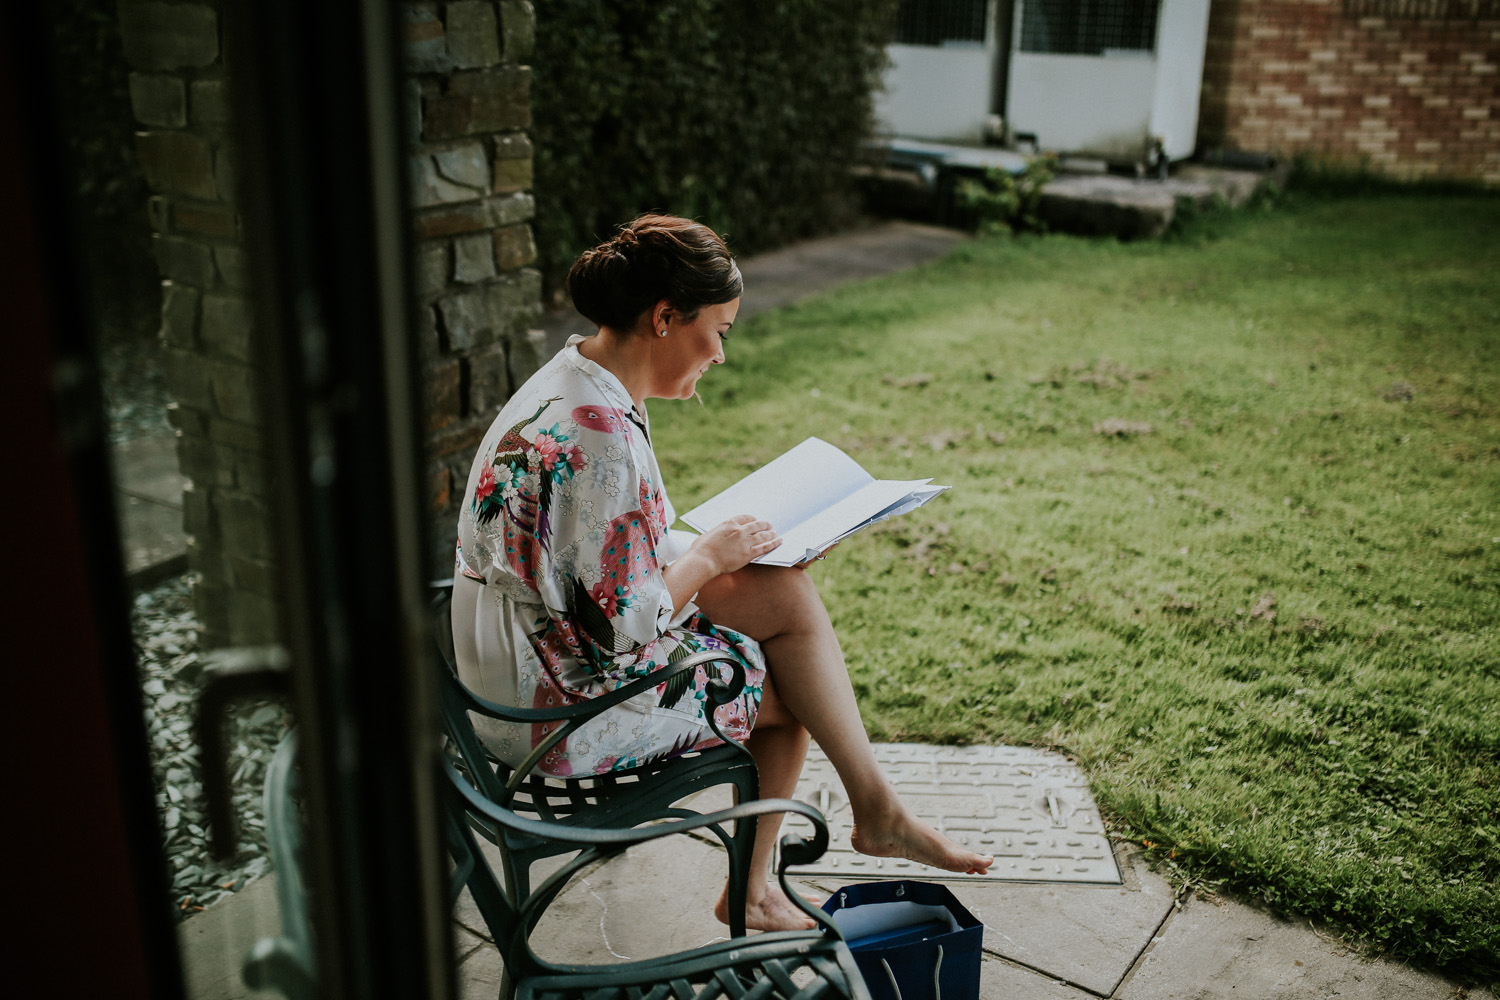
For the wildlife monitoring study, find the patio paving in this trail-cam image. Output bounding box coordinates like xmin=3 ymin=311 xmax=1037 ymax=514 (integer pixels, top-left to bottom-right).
xmin=173 ymin=741 xmax=1495 ymax=1000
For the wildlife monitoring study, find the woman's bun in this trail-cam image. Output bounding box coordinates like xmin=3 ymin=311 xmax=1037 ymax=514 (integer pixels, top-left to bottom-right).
xmin=567 ymin=214 xmax=742 ymax=332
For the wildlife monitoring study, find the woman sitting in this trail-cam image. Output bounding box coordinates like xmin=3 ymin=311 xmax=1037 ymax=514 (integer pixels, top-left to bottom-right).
xmin=451 ymin=213 xmax=991 ymax=932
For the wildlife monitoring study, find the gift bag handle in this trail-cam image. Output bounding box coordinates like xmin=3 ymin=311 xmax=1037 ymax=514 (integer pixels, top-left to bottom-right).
xmin=879 ymin=944 xmax=945 ymax=1000
xmin=880 ymin=959 xmax=901 ymax=1000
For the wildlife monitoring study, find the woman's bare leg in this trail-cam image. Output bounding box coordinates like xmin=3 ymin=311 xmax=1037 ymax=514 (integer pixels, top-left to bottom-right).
xmin=709 ymin=674 xmax=819 ymax=930
xmin=697 ymin=565 xmax=992 ymax=931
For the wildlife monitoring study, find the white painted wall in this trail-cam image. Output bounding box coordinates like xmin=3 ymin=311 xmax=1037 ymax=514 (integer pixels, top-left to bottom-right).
xmin=1004 ymin=0 xmax=1212 ymax=163
xmin=1006 ymin=49 xmax=1159 ymax=159
xmin=875 ymin=0 xmax=1211 ymax=161
xmin=875 ymin=42 xmax=995 ymax=144
xmin=1150 ymin=0 xmax=1213 ymax=159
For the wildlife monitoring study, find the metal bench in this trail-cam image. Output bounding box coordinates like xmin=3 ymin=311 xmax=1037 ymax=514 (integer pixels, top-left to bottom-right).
xmin=231 ymin=582 xmax=802 ymax=999
xmin=240 ymin=730 xmax=316 ymax=1000
xmin=431 ymin=582 xmax=764 ymax=938
xmin=239 ymin=726 xmax=866 ymax=1000
xmin=443 ymin=752 xmax=870 ymax=1000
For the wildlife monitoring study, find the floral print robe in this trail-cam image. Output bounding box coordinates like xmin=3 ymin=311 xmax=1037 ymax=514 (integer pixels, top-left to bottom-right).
xmin=451 ymin=338 xmax=765 ymax=776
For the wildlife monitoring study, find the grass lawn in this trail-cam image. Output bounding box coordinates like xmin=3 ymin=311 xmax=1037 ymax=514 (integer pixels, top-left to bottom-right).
xmin=652 ymin=189 xmax=1500 ymax=980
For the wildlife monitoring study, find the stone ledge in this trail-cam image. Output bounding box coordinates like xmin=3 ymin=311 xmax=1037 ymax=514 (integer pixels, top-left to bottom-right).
xmin=1038 ymin=166 xmax=1280 ymax=240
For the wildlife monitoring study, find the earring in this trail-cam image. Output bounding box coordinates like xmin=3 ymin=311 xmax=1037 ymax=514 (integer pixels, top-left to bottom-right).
xmin=658 ymin=328 xmax=667 ymax=337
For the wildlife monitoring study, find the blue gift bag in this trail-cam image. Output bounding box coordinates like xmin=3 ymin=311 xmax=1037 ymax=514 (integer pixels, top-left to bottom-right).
xmin=822 ymin=881 xmax=983 ymax=1000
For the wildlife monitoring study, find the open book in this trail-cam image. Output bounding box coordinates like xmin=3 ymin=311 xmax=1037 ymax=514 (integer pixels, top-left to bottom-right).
xmin=679 ymin=437 xmax=949 ymax=568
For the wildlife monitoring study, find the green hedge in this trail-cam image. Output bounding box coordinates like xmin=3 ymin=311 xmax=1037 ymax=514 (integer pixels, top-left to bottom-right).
xmin=531 ymin=0 xmax=900 ymax=297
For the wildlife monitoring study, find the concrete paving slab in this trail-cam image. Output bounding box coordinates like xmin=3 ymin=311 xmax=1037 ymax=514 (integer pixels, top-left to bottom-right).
xmin=457 ymin=931 xmax=1105 ymax=1000
xmin=1039 ymin=167 xmax=1272 ymax=240
xmin=523 ymin=831 xmax=807 ymax=964
xmin=979 ymin=955 xmax=1099 ymax=1000
xmin=452 ymin=836 xmax=577 ymax=945
xmin=446 ymin=779 xmax=1492 ymax=1000
xmin=1117 ymin=893 xmax=1495 ymax=1000
xmin=454 ymin=922 xmax=488 ymax=964
xmin=452 ymin=828 xmax=754 ymax=961
xmin=780 ymin=744 xmax=1120 ymax=885
xmin=735 ymin=220 xmax=966 ymax=317
xmin=453 ymin=820 xmax=1112 ymax=1000
xmin=454 ymin=828 xmax=822 ymax=998
xmin=451 ymin=837 xmax=503 ymax=942
xmin=682 ymin=746 xmax=1166 ymax=992
xmin=117 ymin=490 xmax=186 ymax=575
xmin=177 ymin=873 xmax=281 ymax=1000
xmin=807 ymin=843 xmax=1172 ymax=997
xmin=113 ymin=431 xmax=186 ymax=506
xmin=458 ymin=942 xmax=507 ymax=1000
xmin=501 ymin=753 xmax=1162 ymax=997
xmin=453 ymin=883 xmax=493 ymax=946
xmin=112 ymin=430 xmax=187 ymax=578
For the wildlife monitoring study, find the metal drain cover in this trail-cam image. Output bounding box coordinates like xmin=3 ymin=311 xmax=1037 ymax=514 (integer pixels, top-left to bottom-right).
xmin=775 ymin=743 xmax=1121 ymax=884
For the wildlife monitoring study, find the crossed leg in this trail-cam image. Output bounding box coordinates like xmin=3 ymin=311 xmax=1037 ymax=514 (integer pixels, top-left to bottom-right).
xmin=695 ymin=564 xmax=993 ymax=932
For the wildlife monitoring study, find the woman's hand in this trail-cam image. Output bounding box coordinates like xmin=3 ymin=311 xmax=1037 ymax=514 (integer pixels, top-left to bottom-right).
xmin=662 ymin=516 xmax=780 ymax=613
xmin=690 ymin=514 xmax=782 ymax=576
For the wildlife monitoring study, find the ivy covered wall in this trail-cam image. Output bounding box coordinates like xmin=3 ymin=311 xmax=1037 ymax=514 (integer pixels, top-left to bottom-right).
xmin=530 ymin=0 xmax=900 ymax=295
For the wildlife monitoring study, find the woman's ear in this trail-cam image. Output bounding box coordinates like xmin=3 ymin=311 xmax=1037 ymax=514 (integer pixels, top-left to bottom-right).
xmin=653 ymin=299 xmax=673 ymax=334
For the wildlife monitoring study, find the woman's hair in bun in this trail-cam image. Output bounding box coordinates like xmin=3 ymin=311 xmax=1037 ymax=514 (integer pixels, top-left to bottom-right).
xmin=567 ymin=214 xmax=742 ymax=332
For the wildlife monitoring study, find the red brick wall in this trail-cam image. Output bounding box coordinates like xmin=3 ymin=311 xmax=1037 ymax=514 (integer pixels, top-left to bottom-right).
xmin=1199 ymin=0 xmax=1500 ymax=185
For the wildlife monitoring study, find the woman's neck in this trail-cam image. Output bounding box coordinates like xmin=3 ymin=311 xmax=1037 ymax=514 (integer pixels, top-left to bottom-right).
xmin=576 ymin=327 xmax=651 ymax=410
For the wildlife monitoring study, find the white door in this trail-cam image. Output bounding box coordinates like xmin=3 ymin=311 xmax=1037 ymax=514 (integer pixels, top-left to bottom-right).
xmin=876 ymin=0 xmax=1000 ymax=144
xmin=1006 ymin=0 xmax=1210 ymax=163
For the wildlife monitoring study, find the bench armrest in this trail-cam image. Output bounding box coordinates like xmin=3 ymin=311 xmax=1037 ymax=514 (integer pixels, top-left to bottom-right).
xmin=442 ymin=647 xmax=749 ymax=792
xmin=442 ymin=755 xmax=841 ymax=935
xmin=446 ymin=647 xmax=746 ymax=726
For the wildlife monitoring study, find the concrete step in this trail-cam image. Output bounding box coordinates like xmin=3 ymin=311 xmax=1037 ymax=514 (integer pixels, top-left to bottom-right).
xmin=1038 ymin=163 xmax=1285 ymax=240
xmin=112 ymin=430 xmax=188 ymax=586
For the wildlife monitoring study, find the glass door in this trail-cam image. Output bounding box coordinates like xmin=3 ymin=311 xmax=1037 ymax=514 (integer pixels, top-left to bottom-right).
xmin=8 ymin=2 xmax=453 ymax=997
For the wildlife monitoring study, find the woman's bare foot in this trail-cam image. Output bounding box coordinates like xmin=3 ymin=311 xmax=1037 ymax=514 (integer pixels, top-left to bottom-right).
xmin=850 ymin=810 xmax=993 ymax=875
xmin=714 ymin=882 xmax=822 ymax=932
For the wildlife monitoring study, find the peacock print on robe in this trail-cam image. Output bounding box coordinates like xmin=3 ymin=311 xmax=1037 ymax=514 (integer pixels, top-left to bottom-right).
xmin=453 ymin=339 xmax=767 ymax=777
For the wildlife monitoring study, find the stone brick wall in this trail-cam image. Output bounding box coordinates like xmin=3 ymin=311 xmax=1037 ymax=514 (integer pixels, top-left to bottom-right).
xmin=1199 ymin=0 xmax=1500 ymax=185
xmin=118 ymin=0 xmax=270 ymax=649
xmin=118 ymin=0 xmax=542 ymax=646
xmin=403 ymin=1 xmax=544 ymax=570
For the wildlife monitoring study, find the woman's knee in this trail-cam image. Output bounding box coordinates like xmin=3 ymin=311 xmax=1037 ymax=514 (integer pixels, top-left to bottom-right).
xmin=744 ymin=563 xmax=823 ymax=605
xmin=752 ymin=671 xmax=804 ymax=733
xmin=697 ymin=564 xmax=825 ymax=638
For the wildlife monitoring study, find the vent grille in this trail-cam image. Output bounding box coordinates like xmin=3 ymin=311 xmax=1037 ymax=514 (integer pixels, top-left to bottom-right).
xmin=895 ymin=0 xmax=991 ymax=46
xmin=1019 ymin=0 xmax=1159 ymax=55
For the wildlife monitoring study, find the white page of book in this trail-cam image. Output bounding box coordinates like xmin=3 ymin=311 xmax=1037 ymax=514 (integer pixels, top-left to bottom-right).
xmin=762 ymin=477 xmax=935 ymax=567
xmin=679 ymin=437 xmax=873 ymax=535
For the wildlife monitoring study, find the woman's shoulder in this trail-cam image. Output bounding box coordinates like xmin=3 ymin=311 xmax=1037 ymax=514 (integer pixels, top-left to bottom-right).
xmin=487 ymin=353 xmax=596 ymax=428
xmin=477 ymin=346 xmax=655 ymax=480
